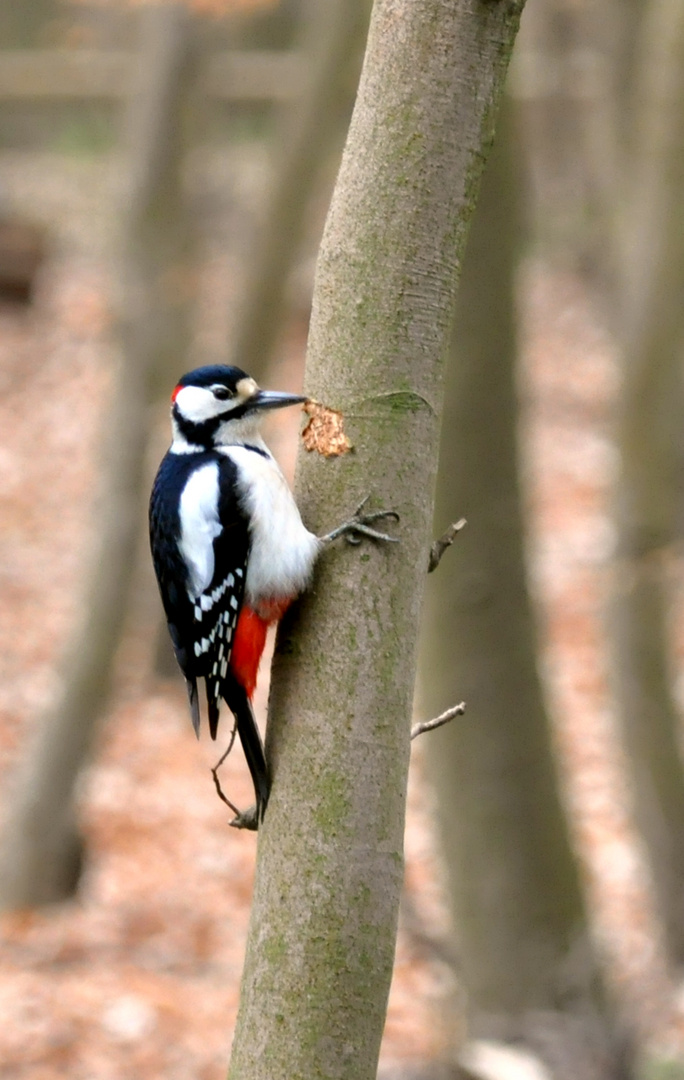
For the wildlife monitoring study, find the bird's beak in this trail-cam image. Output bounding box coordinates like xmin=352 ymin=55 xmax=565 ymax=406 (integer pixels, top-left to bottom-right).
xmin=248 ymin=390 xmax=307 ymax=412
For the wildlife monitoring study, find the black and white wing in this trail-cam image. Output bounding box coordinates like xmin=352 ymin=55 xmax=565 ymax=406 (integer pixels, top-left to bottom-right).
xmin=149 ymin=450 xmax=250 ymax=737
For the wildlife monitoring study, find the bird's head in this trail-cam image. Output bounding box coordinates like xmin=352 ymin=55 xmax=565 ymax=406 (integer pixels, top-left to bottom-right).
xmin=170 ymin=365 xmax=306 ymax=449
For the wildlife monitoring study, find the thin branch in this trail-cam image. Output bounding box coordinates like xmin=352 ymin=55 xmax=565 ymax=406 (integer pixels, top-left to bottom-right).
xmin=211 ymin=720 xmax=240 ymax=817
xmin=410 ymin=702 xmax=466 ymax=741
xmin=211 ymin=722 xmax=260 ymax=830
xmin=428 ymin=518 xmax=466 ymax=572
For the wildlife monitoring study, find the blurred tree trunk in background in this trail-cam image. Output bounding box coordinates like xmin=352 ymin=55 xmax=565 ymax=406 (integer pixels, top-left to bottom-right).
xmin=513 ymin=2 xmax=595 ymax=270
xmin=608 ymin=0 xmax=684 ymax=967
xmin=514 ymin=0 xmax=638 ymax=290
xmin=227 ymin=3 xmax=525 ymax=1078
xmin=519 ymin=0 xmax=684 ymax=984
xmin=227 ymin=0 xmax=371 ymax=381
xmin=419 ymin=108 xmax=630 ymax=1079
xmin=0 ymin=1 xmax=201 ymax=909
xmin=0 ymin=0 xmax=57 ymax=49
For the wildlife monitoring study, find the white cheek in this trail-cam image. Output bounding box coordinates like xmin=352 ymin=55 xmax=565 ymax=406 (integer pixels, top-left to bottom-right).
xmin=174 ymin=386 xmax=223 ymax=422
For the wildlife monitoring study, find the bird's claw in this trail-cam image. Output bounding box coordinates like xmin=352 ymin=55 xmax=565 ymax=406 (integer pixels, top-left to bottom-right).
xmin=344 ymin=522 xmax=399 ymax=545
xmin=343 ymin=496 xmax=400 ymax=544
xmin=320 ymin=496 xmax=400 ymax=546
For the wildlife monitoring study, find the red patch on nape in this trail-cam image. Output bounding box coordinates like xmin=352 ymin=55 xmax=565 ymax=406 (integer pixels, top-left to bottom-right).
xmin=230 ymin=607 xmax=269 ymax=700
xmin=171 ymin=384 xmax=182 ymax=403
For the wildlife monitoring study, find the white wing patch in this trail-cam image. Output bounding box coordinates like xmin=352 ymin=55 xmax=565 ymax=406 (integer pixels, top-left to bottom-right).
xmin=178 ymin=463 xmax=222 ymax=599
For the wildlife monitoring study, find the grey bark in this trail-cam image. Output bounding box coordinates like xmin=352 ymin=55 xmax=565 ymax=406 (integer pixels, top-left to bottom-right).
xmin=227 ymin=2 xmax=526 ymax=1079
xmin=419 ymin=105 xmax=629 ymax=1078
xmin=227 ymin=0 xmax=371 ymax=381
xmin=0 ymin=2 xmax=201 ymax=908
xmin=609 ymin=0 xmax=684 ymax=966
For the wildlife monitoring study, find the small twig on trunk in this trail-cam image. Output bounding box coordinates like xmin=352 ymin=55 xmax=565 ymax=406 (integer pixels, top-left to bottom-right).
xmin=411 ymin=702 xmax=466 ymax=741
xmin=211 ymin=722 xmax=261 ymax=830
xmin=428 ymin=518 xmax=466 ymax=572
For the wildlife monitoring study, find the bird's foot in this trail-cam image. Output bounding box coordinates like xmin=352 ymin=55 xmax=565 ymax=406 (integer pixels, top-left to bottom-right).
xmin=229 ymin=805 xmax=260 ymax=831
xmin=319 ymin=496 xmax=400 ymax=546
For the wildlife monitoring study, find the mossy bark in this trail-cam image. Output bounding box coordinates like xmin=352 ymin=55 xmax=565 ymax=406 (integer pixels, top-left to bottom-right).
xmin=227 ymin=2 xmax=526 ymax=1079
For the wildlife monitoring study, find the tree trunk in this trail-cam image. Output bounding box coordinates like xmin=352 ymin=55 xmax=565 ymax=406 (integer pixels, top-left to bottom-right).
xmin=609 ymin=0 xmax=684 ymax=968
xmin=227 ymin=0 xmax=372 ymax=381
xmin=513 ymin=2 xmax=594 ymax=268
xmin=419 ymin=104 xmax=629 ymax=1079
xmin=0 ymin=1 xmax=201 ymax=909
xmin=517 ymin=0 xmax=684 ymax=992
xmin=0 ymin=0 xmax=57 ymax=49
xmin=227 ymin=3 xmax=526 ymax=1079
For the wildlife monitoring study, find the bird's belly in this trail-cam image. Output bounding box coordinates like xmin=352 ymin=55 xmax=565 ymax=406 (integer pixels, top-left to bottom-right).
xmin=245 ymin=494 xmax=319 ymax=608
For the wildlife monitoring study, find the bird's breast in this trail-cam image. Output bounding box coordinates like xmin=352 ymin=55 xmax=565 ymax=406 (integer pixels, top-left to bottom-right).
xmin=221 ymin=445 xmax=320 ymax=607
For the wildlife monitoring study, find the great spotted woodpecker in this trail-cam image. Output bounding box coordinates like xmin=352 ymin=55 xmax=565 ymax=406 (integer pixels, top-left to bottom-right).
xmin=149 ymin=364 xmax=397 ymax=829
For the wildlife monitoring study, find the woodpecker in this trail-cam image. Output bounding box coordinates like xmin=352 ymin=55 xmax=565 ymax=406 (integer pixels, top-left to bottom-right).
xmin=149 ymin=364 xmax=398 ymax=829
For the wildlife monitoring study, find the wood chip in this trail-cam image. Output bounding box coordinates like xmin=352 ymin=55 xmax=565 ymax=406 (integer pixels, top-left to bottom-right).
xmin=301 ymin=399 xmax=352 ymax=458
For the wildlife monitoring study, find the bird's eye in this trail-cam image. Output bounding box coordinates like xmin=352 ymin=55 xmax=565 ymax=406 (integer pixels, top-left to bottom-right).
xmin=212 ymin=386 xmax=232 ymax=401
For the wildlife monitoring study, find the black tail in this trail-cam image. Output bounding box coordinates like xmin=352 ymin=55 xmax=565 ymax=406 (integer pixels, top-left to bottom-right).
xmin=186 ymin=678 xmax=201 ymax=738
xmin=225 ymin=681 xmax=270 ymax=822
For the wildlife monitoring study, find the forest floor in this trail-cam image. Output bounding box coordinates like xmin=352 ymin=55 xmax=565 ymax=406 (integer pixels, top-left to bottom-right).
xmin=0 ymin=150 xmax=682 ymax=1079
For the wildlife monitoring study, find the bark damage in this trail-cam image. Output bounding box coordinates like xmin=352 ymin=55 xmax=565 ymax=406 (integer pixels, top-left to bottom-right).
xmin=301 ymin=399 xmax=353 ymax=457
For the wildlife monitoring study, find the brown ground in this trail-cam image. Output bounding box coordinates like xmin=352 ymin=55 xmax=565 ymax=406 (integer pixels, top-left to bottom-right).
xmin=0 ymin=150 xmax=682 ymax=1077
